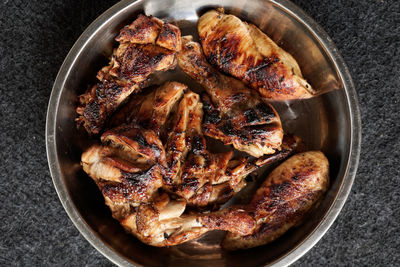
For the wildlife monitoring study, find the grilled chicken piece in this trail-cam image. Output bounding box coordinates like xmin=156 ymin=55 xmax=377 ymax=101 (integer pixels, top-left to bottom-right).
xmin=198 ymin=9 xmax=314 ymax=100
xmin=222 ymin=151 xmax=329 ymax=250
xmin=177 ymin=36 xmax=283 ymax=157
xmin=171 ymin=92 xmax=233 ymax=205
xmin=164 ymin=91 xmax=202 ymax=186
xmin=101 ymin=123 xmax=166 ymax=166
xmin=164 ymin=91 xmax=234 ymax=206
xmin=81 ymin=145 xmax=163 ymax=216
xmin=109 ymin=81 xmax=186 ymax=137
xmin=76 ymin=15 xmax=181 ymax=135
xmin=121 ymin=193 xmax=255 ymax=246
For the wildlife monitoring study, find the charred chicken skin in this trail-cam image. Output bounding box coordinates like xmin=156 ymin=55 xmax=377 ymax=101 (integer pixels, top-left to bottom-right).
xmin=177 ymin=36 xmax=283 ymax=157
xmin=109 ymin=81 xmax=186 ymax=138
xmin=76 ymin=15 xmax=181 ymax=135
xmin=198 ymin=9 xmax=314 ymax=100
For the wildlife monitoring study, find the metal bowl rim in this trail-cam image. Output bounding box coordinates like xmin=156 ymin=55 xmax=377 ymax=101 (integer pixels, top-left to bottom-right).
xmin=45 ymin=0 xmax=361 ymax=266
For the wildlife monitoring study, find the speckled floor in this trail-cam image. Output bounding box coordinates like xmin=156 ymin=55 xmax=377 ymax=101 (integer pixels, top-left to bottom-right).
xmin=0 ymin=0 xmax=398 ymax=266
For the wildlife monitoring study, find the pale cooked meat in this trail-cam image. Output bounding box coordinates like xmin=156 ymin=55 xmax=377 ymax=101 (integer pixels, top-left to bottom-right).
xmin=109 ymin=81 xmax=186 ymax=136
xmin=76 ymin=15 xmax=181 ymax=135
xmin=198 ymin=9 xmax=315 ymax=100
xmin=222 ymin=151 xmax=329 ymax=250
xmin=177 ymin=36 xmax=283 ymax=157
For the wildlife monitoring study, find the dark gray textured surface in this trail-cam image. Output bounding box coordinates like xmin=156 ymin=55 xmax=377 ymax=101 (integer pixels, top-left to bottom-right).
xmin=0 ymin=0 xmax=398 ymax=266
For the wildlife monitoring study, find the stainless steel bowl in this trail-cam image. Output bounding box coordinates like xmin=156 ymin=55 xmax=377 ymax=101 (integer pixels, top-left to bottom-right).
xmin=46 ymin=0 xmax=361 ymax=266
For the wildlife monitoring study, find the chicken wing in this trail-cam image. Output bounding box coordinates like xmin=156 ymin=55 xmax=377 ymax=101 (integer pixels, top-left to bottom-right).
xmin=198 ymin=9 xmax=314 ymax=100
xmin=222 ymin=151 xmax=329 ymax=250
xmin=177 ymin=36 xmax=283 ymax=157
xmin=76 ymin=15 xmax=181 ymax=135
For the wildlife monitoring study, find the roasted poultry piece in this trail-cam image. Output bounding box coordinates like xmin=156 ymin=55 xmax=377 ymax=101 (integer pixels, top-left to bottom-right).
xmin=76 ymin=15 xmax=181 ymax=135
xmin=109 ymin=81 xmax=186 ymax=138
xmin=198 ymin=9 xmax=315 ymax=100
xmin=177 ymin=36 xmax=283 ymax=157
xmin=163 ymin=91 xmax=234 ymax=206
xmin=223 ymin=151 xmax=329 ymax=250
xmin=81 ymin=124 xmax=258 ymax=246
xmin=82 ymin=114 xmax=170 ymax=220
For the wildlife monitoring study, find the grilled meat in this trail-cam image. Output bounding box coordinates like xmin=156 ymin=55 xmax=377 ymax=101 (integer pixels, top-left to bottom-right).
xmin=76 ymin=15 xmax=181 ymax=135
xmin=101 ymin=123 xmax=166 ymax=166
xmin=109 ymin=81 xmax=186 ymax=137
xmin=81 ymin=145 xmax=163 ymax=217
xmin=198 ymin=9 xmax=314 ymax=100
xmin=222 ymin=151 xmax=329 ymax=250
xmin=164 ymin=91 xmax=234 ymax=206
xmin=121 ymin=193 xmax=255 ymax=246
xmin=164 ymin=91 xmax=202 ymax=186
xmin=164 ymin=90 xmax=294 ymax=207
xmin=211 ymin=134 xmax=302 ymax=203
xmin=78 ymin=12 xmax=329 ymax=250
xmin=177 ymin=36 xmax=283 ymax=157
xmin=121 ymin=150 xmax=328 ymax=248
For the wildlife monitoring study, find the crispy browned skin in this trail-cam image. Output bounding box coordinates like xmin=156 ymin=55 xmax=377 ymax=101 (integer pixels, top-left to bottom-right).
xmin=222 ymin=151 xmax=329 ymax=250
xmin=109 ymin=81 xmax=186 ymax=137
xmin=198 ymin=9 xmax=314 ymax=100
xmin=81 ymin=145 xmax=163 ymax=216
xmin=101 ymin=123 xmax=166 ymax=166
xmin=164 ymin=91 xmax=202 ymax=186
xmin=164 ymin=91 xmax=234 ymax=206
xmin=177 ymin=36 xmax=283 ymax=157
xmin=76 ymin=15 xmax=181 ymax=135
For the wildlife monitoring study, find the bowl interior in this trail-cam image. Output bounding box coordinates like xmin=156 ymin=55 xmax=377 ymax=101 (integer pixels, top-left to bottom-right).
xmin=52 ymin=0 xmax=352 ymax=266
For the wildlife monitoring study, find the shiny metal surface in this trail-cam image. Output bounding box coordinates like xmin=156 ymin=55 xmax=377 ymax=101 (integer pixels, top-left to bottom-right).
xmin=46 ymin=0 xmax=361 ymax=266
